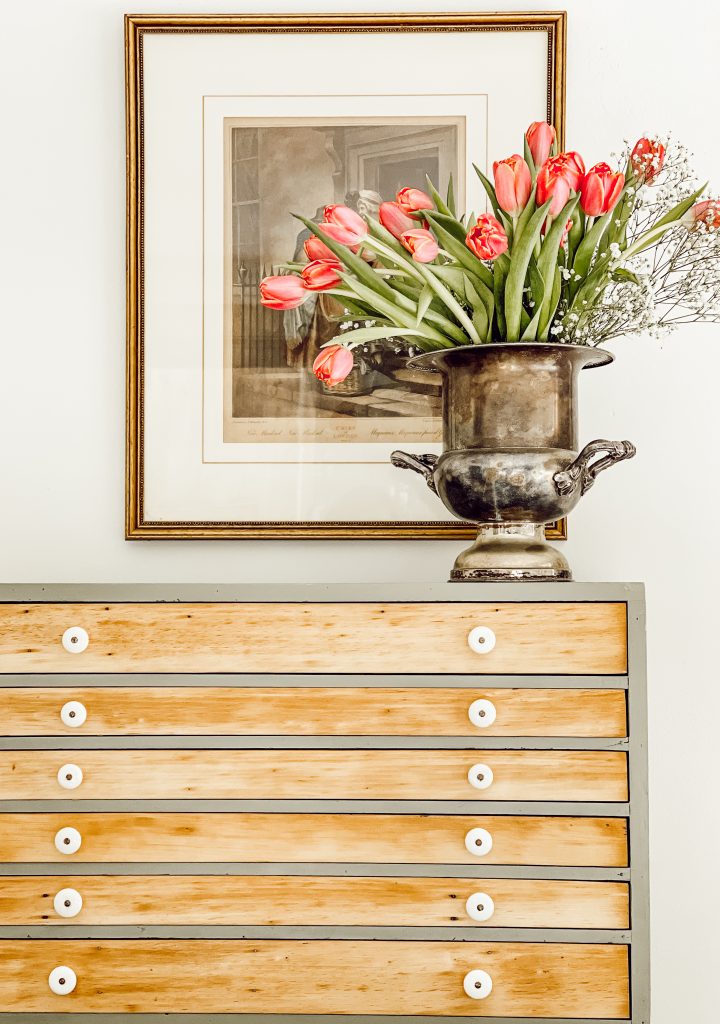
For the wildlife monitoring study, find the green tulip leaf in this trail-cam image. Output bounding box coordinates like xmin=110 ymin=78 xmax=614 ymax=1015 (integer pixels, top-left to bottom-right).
xmin=503 ymin=198 xmax=552 ymax=341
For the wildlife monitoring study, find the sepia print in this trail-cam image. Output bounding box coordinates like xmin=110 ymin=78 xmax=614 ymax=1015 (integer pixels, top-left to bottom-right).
xmin=223 ymin=117 xmax=464 ymax=445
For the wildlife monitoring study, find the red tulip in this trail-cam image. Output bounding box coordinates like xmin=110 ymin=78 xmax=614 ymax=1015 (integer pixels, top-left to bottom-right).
xmin=493 ymin=154 xmax=532 ymax=215
xmin=556 ymin=151 xmax=586 ymax=191
xmin=535 ymin=160 xmax=571 ymax=216
xmin=313 ymin=344 xmax=354 ymax=387
xmin=580 ymin=162 xmax=625 ymax=216
xmin=301 ymin=259 xmax=343 ymax=290
xmin=465 ymin=214 xmax=509 ymax=261
xmin=631 ymin=138 xmax=666 ymax=184
xmin=400 ymin=228 xmax=439 ymax=263
xmin=526 ymin=121 xmax=556 ymax=167
xmin=259 ymin=275 xmax=308 ymax=310
xmin=686 ymin=199 xmax=720 ymax=230
xmin=321 ymin=204 xmax=368 ymax=245
xmin=379 ymin=201 xmax=415 ymax=239
xmin=304 ymin=235 xmax=337 ymax=262
xmin=396 ymin=187 xmax=434 ymax=215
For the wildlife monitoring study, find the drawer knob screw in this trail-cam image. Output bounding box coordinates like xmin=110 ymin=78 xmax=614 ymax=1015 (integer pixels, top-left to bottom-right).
xmin=463 ymin=968 xmax=493 ymax=999
xmin=467 ymin=626 xmax=496 ymax=655
xmin=48 ymin=965 xmax=77 ymax=995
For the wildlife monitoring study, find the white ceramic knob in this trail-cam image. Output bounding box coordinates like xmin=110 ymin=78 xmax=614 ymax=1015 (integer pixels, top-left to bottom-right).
xmin=465 ymin=826 xmax=493 ymax=857
xmin=60 ymin=701 xmax=87 ymax=728
xmin=48 ymin=965 xmax=77 ymax=995
xmin=467 ymin=626 xmax=496 ymax=655
xmin=54 ymin=826 xmax=82 ymax=855
xmin=463 ymin=968 xmax=493 ymax=1000
xmin=468 ymin=698 xmax=497 ymax=729
xmin=57 ymin=764 xmax=83 ymax=790
xmin=465 ymin=891 xmax=495 ymax=923
xmin=467 ymin=763 xmax=494 ymax=791
xmin=53 ymin=888 xmax=83 ymax=919
xmin=62 ymin=627 xmax=89 ymax=654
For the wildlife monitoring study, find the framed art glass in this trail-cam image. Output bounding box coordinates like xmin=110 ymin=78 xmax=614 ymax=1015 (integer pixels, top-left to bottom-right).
xmin=126 ymin=12 xmax=567 ymax=538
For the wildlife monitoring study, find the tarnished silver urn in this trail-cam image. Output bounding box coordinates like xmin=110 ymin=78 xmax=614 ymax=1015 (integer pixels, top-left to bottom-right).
xmin=392 ymin=343 xmax=635 ymax=582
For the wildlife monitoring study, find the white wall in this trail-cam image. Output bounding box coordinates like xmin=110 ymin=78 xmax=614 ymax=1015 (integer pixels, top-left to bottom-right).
xmin=1 ymin=0 xmax=719 ymax=1018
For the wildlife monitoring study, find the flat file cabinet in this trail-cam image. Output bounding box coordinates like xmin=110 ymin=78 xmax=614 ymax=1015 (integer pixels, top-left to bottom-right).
xmin=0 ymin=583 xmax=648 ymax=1022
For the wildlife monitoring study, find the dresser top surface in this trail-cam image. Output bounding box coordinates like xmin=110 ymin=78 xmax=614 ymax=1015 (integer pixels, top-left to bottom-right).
xmin=0 ymin=582 xmax=644 ymax=603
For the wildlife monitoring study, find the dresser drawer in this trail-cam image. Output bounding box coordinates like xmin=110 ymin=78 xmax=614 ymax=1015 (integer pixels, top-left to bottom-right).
xmin=0 ymin=938 xmax=630 ymax=1016
xmin=1 ymin=748 xmax=628 ymax=802
xmin=0 ymin=686 xmax=628 ymax=736
xmin=0 ymin=812 xmax=627 ymax=865
xmin=0 ymin=602 xmax=627 ymax=674
xmin=0 ymin=874 xmax=630 ymax=928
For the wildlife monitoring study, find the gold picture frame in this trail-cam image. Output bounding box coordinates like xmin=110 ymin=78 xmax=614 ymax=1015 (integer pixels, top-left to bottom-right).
xmin=126 ymin=11 xmax=568 ymax=540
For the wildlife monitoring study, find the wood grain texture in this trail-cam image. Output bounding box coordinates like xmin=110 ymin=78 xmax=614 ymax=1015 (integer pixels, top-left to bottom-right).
xmin=0 ymin=813 xmax=628 ymax=866
xmin=0 ymin=875 xmax=630 ymax=928
xmin=0 ymin=938 xmax=630 ymax=1016
xmin=0 ymin=602 xmax=627 ymax=674
xmin=0 ymin=686 xmax=628 ymax=737
xmin=0 ymin=749 xmax=629 ymax=801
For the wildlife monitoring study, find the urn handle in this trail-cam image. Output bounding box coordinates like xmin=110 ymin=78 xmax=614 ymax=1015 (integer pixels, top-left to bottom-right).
xmin=390 ymin=451 xmax=439 ymax=493
xmin=554 ymin=439 xmax=636 ymax=497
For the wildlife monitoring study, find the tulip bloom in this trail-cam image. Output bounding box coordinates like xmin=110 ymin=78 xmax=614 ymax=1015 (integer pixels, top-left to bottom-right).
xmin=321 ymin=204 xmax=368 ymax=245
xmin=259 ymin=275 xmax=308 ymax=310
xmin=401 ymin=228 xmax=439 ymax=263
xmin=313 ymin=344 xmax=354 ymax=387
xmin=580 ymin=162 xmax=625 ymax=216
xmin=396 ymin=187 xmax=434 ymax=215
xmin=379 ymin=201 xmax=415 ymax=239
xmin=465 ymin=214 xmax=509 ymax=261
xmin=686 ymin=199 xmax=720 ymax=230
xmin=301 ymin=259 xmax=343 ymax=291
xmin=535 ymin=160 xmax=571 ymax=216
xmin=304 ymin=235 xmax=337 ymax=262
xmin=526 ymin=121 xmax=556 ymax=167
xmin=631 ymin=138 xmax=666 ymax=184
xmin=493 ymin=154 xmax=532 ymax=216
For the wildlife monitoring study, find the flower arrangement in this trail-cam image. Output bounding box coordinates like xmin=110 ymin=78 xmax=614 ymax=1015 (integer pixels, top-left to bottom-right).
xmin=260 ymin=121 xmax=720 ymax=386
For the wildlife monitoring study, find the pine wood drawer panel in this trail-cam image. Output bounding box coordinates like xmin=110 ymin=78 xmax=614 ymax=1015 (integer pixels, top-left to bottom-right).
xmin=0 ymin=938 xmax=630 ymax=1016
xmin=1 ymin=749 xmax=629 ymax=801
xmin=0 ymin=602 xmax=628 ymax=674
xmin=0 ymin=874 xmax=630 ymax=928
xmin=0 ymin=813 xmax=628 ymax=865
xmin=0 ymin=686 xmax=628 ymax=736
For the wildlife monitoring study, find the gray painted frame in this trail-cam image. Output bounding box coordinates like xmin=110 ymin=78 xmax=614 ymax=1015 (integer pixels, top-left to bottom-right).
xmin=0 ymin=583 xmax=648 ymax=1023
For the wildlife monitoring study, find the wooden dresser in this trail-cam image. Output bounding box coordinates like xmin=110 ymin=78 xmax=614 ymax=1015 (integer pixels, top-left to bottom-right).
xmin=0 ymin=583 xmax=648 ymax=1023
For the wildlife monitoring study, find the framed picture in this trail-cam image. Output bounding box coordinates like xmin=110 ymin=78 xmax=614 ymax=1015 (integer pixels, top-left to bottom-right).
xmin=126 ymin=12 xmax=567 ymax=539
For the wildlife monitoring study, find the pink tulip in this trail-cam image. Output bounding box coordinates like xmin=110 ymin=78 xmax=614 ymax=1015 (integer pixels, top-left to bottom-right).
xmin=313 ymin=344 xmax=354 ymax=387
xmin=321 ymin=204 xmax=368 ymax=245
xmin=535 ymin=160 xmax=572 ymax=216
xmin=304 ymin=235 xmax=337 ymax=262
xmin=259 ymin=275 xmax=308 ymax=310
xmin=631 ymin=138 xmax=666 ymax=184
xmin=686 ymin=199 xmax=720 ymax=230
xmin=580 ymin=162 xmax=624 ymax=216
xmin=400 ymin=228 xmax=439 ymax=263
xmin=379 ymin=201 xmax=415 ymax=239
xmin=465 ymin=214 xmax=509 ymax=261
xmin=526 ymin=121 xmax=556 ymax=167
xmin=493 ymin=154 xmax=532 ymax=215
xmin=301 ymin=259 xmax=343 ymax=291
xmin=396 ymin=187 xmax=434 ymax=215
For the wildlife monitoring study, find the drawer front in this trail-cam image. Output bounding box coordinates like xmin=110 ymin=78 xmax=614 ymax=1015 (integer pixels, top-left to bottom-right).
xmin=0 ymin=602 xmax=627 ymax=674
xmin=0 ymin=938 xmax=630 ymax=1016
xmin=0 ymin=813 xmax=628 ymax=865
xmin=0 ymin=875 xmax=630 ymax=928
xmin=1 ymin=749 xmax=629 ymax=801
xmin=0 ymin=686 xmax=628 ymax=736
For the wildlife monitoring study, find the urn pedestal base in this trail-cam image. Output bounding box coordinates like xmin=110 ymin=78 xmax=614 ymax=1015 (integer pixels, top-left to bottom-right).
xmin=450 ymin=523 xmax=572 ymax=582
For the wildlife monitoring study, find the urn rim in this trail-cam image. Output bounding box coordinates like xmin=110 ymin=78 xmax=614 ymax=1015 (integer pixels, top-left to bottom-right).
xmin=407 ymin=342 xmax=614 ymax=373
